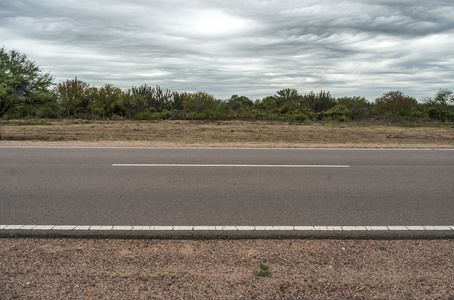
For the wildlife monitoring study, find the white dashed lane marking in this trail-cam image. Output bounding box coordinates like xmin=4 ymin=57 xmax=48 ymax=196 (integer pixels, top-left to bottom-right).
xmin=112 ymin=164 xmax=350 ymax=168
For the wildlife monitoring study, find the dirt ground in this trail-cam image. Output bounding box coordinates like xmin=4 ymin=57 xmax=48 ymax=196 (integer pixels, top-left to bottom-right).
xmin=1 ymin=239 xmax=453 ymax=299
xmin=1 ymin=119 xmax=453 ymax=148
xmin=1 ymin=119 xmax=453 ymax=299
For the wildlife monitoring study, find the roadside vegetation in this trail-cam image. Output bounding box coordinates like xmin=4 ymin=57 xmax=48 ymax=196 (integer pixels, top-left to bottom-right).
xmin=2 ymin=47 xmax=454 ymax=124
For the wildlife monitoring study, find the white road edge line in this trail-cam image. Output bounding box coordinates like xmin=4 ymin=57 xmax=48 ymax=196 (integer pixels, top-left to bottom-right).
xmin=1 ymin=225 xmax=453 ymax=231
xmin=2 ymin=146 xmax=451 ymax=150
xmin=112 ymin=164 xmax=350 ymax=168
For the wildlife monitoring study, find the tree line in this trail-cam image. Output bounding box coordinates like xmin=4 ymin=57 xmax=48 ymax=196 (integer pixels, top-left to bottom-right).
xmin=2 ymin=47 xmax=453 ymax=122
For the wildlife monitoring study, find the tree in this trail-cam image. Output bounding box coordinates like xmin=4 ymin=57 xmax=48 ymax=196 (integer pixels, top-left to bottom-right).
xmin=227 ymin=95 xmax=253 ymax=110
xmin=0 ymin=47 xmax=53 ymax=118
xmin=274 ymin=88 xmax=302 ymax=113
xmin=275 ymin=88 xmax=300 ymax=105
xmin=337 ymin=96 xmax=373 ymax=120
xmin=372 ymin=90 xmax=418 ymax=117
xmin=90 ymin=84 xmax=122 ymax=117
xmin=182 ymin=91 xmax=218 ymax=113
xmin=258 ymin=95 xmax=278 ymax=112
xmin=129 ymin=84 xmax=173 ymax=112
xmin=56 ymin=78 xmax=91 ymax=116
xmin=423 ymin=89 xmax=454 ymax=122
xmin=301 ymin=90 xmax=337 ymax=113
xmin=434 ymin=89 xmax=454 ymax=106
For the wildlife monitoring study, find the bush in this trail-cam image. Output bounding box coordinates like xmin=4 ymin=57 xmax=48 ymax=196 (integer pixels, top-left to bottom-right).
xmin=373 ymin=91 xmax=418 ymax=117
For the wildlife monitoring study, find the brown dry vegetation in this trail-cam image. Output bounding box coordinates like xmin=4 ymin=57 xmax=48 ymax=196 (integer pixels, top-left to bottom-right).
xmin=1 ymin=119 xmax=453 ymax=148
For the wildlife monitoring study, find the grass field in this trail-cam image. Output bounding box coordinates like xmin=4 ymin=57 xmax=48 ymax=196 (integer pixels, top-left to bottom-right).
xmin=1 ymin=119 xmax=453 ymax=148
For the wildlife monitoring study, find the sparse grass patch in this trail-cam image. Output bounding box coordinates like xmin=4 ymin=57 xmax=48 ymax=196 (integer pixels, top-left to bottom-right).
xmin=0 ymin=119 xmax=53 ymax=126
xmin=255 ymin=264 xmax=272 ymax=277
xmin=400 ymin=122 xmax=422 ymax=128
xmin=1 ymin=135 xmax=50 ymax=141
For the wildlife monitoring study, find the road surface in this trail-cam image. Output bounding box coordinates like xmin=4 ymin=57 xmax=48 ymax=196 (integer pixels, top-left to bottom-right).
xmin=1 ymin=147 xmax=453 ymax=238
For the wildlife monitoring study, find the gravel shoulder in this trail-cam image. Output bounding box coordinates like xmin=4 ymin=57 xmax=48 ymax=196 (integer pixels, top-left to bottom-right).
xmin=1 ymin=120 xmax=453 ymax=299
xmin=1 ymin=239 xmax=453 ymax=299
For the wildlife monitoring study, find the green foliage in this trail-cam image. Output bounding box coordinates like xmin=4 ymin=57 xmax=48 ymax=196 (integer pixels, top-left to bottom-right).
xmin=0 ymin=47 xmax=54 ymax=118
xmin=36 ymin=94 xmax=61 ymax=118
xmin=434 ymin=89 xmax=454 ymax=106
xmin=255 ymin=264 xmax=272 ymax=277
xmin=227 ymin=95 xmax=253 ymax=110
xmin=421 ymin=89 xmax=454 ymax=122
xmin=172 ymin=91 xmax=184 ymax=110
xmin=182 ymin=91 xmax=219 ymax=113
xmin=130 ymin=84 xmax=173 ymax=111
xmin=258 ymin=95 xmax=278 ymax=112
xmin=372 ymin=91 xmax=418 ymax=117
xmin=301 ymin=90 xmax=337 ymax=113
xmin=57 ymin=78 xmax=91 ymax=116
xmin=1 ymin=49 xmax=451 ymax=124
xmin=324 ymin=104 xmax=351 ymax=121
xmin=426 ymin=108 xmax=454 ymax=122
xmin=260 ymin=263 xmax=269 ymax=271
xmin=89 ymin=84 xmax=122 ymax=117
xmin=337 ymin=96 xmax=373 ymax=120
xmin=275 ymin=88 xmax=301 ymax=110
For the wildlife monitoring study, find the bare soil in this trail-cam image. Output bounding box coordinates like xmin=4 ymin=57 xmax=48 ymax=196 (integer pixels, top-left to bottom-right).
xmin=1 ymin=119 xmax=453 ymax=299
xmin=1 ymin=239 xmax=453 ymax=299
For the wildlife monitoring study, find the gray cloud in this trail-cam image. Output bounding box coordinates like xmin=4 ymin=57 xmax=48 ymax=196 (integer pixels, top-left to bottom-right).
xmin=2 ymin=0 xmax=453 ymax=100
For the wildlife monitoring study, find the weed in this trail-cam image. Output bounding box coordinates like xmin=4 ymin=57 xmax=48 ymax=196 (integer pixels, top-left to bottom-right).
xmin=90 ymin=256 xmax=98 ymax=262
xmin=1 ymin=135 xmax=51 ymax=141
xmin=0 ymin=120 xmax=52 ymax=126
xmin=141 ymin=276 xmax=151 ymax=282
xmin=400 ymin=122 xmax=421 ymax=128
xmin=379 ymin=246 xmax=387 ymax=251
xmin=255 ymin=270 xmax=272 ymax=277
xmin=254 ymin=264 xmax=272 ymax=277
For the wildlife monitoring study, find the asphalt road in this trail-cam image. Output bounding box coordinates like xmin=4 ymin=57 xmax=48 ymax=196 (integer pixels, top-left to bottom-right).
xmin=1 ymin=147 xmax=453 ymax=238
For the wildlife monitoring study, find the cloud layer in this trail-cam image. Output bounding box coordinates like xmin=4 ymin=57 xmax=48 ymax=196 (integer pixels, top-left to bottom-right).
xmin=2 ymin=0 xmax=454 ymax=100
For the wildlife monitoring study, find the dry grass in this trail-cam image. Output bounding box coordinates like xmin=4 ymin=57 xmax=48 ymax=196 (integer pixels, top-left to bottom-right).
xmin=1 ymin=119 xmax=453 ymax=148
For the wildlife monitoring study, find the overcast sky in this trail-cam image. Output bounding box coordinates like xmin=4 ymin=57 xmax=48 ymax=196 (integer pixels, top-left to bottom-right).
xmin=2 ymin=0 xmax=453 ymax=100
